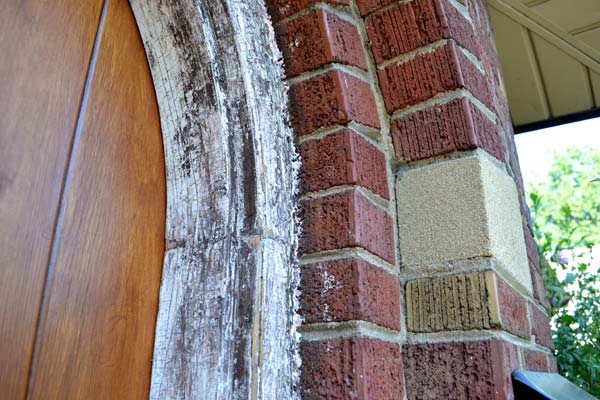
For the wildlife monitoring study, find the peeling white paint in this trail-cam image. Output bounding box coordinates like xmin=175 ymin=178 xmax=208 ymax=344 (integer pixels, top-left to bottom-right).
xmin=129 ymin=1 xmax=299 ymax=398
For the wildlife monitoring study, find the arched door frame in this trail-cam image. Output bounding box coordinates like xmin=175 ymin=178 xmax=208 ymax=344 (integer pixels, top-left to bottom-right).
xmin=130 ymin=1 xmax=299 ymax=398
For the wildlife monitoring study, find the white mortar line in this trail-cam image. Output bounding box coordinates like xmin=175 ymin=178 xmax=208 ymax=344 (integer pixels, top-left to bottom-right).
xmin=295 ymin=125 xmax=348 ymax=144
xmin=377 ymin=39 xmax=448 ymax=70
xmin=459 ymin=45 xmax=485 ymax=75
xmin=275 ymin=2 xmax=354 ymax=26
xmin=389 ymin=88 xmax=466 ymax=120
xmin=301 ymin=184 xmax=390 ymax=212
xmin=399 ymin=257 xmax=497 ymax=281
xmin=286 ymin=62 xmax=369 ymax=86
xmin=387 ymin=88 xmax=497 ymax=126
xmin=396 ymin=148 xmax=519 ymax=199
xmin=405 ymin=330 xmax=553 ymax=355
xmin=297 ymin=123 xmax=383 ymax=151
xmin=299 ymin=321 xmax=554 ymax=356
xmin=363 ymin=0 xmax=414 ymax=18
xmin=446 ymin=0 xmax=473 ymax=23
xmin=299 ymin=320 xmax=402 ymax=342
xmin=299 ymin=247 xmax=398 ymax=275
xmin=465 ymin=91 xmax=498 ymax=123
xmin=394 ymin=148 xmax=491 ymax=174
xmin=517 ymin=346 xmax=526 ymax=368
xmin=347 ymin=120 xmax=382 ymax=142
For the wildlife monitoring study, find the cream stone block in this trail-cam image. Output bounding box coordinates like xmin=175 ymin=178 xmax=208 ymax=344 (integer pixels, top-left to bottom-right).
xmin=396 ymin=151 xmax=532 ymax=292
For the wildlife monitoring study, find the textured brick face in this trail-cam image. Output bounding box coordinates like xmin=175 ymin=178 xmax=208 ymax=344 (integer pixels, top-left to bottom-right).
xmin=469 ymin=97 xmax=505 ymax=161
xmin=300 ymin=259 xmax=401 ymax=329
xmin=300 ymin=190 xmax=395 ymax=263
xmin=531 ymin=305 xmax=555 ymax=350
xmin=366 ymin=0 xmax=445 ymax=61
xmin=378 ymin=41 xmax=491 ymax=113
xmin=299 ymin=130 xmax=389 ymax=199
xmin=360 ymin=339 xmax=405 ymax=398
xmin=523 ymin=219 xmax=541 ymax=269
xmin=391 ymin=97 xmax=502 ymax=162
xmin=301 ymin=338 xmax=404 ymax=399
xmin=522 ymin=349 xmax=550 ymax=372
xmin=403 ymin=340 xmax=519 ymax=400
xmin=530 ymin=263 xmax=550 ymax=309
xmin=365 ymin=0 xmax=478 ymax=63
xmin=496 ymin=276 xmax=530 ymax=338
xmin=355 ymin=0 xmax=396 ymax=16
xmin=548 ymin=355 xmax=559 ymax=373
xmin=276 ymin=9 xmax=367 ymax=77
xmin=289 ymin=71 xmax=380 ymax=135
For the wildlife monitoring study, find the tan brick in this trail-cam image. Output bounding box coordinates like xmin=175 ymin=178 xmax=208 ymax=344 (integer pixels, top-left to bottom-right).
xmin=406 ymin=271 xmax=529 ymax=336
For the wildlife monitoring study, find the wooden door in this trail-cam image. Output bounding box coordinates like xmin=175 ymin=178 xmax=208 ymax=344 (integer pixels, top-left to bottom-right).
xmin=0 ymin=0 xmax=166 ymax=398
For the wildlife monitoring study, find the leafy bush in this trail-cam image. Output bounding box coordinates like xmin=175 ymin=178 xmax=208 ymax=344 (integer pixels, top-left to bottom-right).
xmin=528 ymin=147 xmax=600 ymax=395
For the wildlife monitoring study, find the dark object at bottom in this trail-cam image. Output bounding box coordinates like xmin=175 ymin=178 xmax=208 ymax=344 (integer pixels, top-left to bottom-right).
xmin=513 ymin=370 xmax=598 ymax=400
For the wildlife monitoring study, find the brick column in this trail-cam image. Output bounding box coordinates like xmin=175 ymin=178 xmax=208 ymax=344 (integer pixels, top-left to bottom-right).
xmin=268 ymin=2 xmax=404 ymax=398
xmin=267 ymin=0 xmax=555 ymax=398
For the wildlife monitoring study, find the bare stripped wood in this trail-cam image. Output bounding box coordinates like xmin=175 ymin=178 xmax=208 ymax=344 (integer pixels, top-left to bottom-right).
xmin=0 ymin=1 xmax=104 ymax=397
xmin=27 ymin=1 xmax=165 ymax=398
xmin=130 ymin=1 xmax=299 ymax=398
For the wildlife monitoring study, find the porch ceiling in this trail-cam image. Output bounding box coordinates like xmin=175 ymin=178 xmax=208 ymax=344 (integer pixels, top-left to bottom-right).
xmin=487 ymin=0 xmax=600 ymax=130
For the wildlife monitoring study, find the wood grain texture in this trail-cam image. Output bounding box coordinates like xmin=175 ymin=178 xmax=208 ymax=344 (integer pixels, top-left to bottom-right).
xmin=0 ymin=1 xmax=104 ymax=398
xmin=26 ymin=1 xmax=166 ymax=398
xmin=130 ymin=1 xmax=300 ymax=398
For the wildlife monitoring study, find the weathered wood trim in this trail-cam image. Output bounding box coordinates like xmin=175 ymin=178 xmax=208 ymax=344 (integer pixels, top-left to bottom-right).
xmin=129 ymin=1 xmax=299 ymax=398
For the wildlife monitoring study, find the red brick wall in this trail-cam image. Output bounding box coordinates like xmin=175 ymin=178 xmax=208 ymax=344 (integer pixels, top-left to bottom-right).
xmin=266 ymin=0 xmax=555 ymax=398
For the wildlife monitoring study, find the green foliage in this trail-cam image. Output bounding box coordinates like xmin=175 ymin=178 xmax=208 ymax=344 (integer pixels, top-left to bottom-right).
xmin=528 ymin=147 xmax=600 ymax=396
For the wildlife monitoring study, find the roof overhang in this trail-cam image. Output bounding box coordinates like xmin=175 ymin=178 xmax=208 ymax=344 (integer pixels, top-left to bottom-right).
xmin=488 ymin=0 xmax=600 ymax=133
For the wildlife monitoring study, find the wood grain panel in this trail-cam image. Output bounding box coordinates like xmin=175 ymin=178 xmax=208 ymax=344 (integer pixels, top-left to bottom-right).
xmin=489 ymin=7 xmax=550 ymax=125
xmin=575 ymin=27 xmax=600 ymax=57
xmin=0 ymin=1 xmax=104 ymax=398
xmin=531 ymin=32 xmax=595 ymax=117
xmin=531 ymin=0 xmax=600 ymax=34
xmin=591 ymin=70 xmax=600 ymax=107
xmin=26 ymin=0 xmax=165 ymax=398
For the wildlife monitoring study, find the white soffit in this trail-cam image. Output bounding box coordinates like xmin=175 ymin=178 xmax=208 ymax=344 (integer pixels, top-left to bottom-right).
xmin=487 ymin=0 xmax=600 ymax=128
